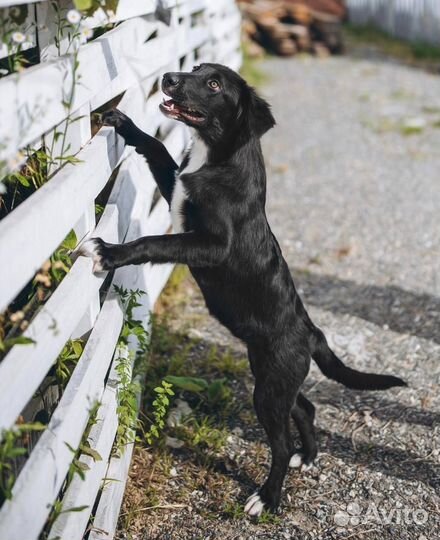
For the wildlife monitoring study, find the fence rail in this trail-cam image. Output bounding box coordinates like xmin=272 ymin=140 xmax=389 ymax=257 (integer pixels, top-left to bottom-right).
xmin=346 ymin=0 xmax=440 ymax=44
xmin=0 ymin=1 xmax=241 ymax=539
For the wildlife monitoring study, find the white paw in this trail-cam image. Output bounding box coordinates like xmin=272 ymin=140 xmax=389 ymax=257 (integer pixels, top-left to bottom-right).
xmin=289 ymin=452 xmax=304 ymax=468
xmin=301 ymin=461 xmax=314 ymax=472
xmin=289 ymin=452 xmax=315 ymax=472
xmin=77 ymin=239 xmax=104 ymax=273
xmin=244 ymin=492 xmax=265 ymax=517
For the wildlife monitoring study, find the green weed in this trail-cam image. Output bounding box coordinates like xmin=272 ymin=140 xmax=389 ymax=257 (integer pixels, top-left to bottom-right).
xmin=55 ymin=338 xmax=84 ymax=387
xmin=240 ymin=41 xmax=267 ymax=88
xmin=0 ymin=422 xmax=45 ymax=502
xmin=344 ymin=24 xmax=440 ymax=71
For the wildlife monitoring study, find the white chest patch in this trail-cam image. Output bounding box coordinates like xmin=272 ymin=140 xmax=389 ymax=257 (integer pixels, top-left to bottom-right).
xmin=170 ymin=131 xmax=207 ymax=233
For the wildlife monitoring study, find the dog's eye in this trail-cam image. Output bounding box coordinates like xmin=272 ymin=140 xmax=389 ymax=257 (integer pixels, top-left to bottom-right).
xmin=208 ymin=80 xmax=220 ymax=90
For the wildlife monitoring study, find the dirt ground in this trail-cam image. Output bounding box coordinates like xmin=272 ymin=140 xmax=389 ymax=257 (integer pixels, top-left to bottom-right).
xmin=116 ymin=44 xmax=440 ymax=540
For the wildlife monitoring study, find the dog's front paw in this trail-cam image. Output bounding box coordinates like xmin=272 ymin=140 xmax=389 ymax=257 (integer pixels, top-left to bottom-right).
xmin=76 ymin=238 xmax=115 ymax=273
xmin=101 ymin=109 xmax=138 ymax=143
xmin=102 ymin=109 xmax=131 ymax=128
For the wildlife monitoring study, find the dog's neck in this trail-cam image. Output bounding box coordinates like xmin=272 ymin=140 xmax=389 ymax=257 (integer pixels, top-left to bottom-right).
xmin=184 ymin=128 xmax=208 ymax=173
xmin=194 ymin=122 xmax=261 ymax=166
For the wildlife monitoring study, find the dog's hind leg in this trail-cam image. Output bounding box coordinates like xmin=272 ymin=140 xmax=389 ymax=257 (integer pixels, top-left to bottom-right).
xmin=289 ymin=392 xmax=317 ymax=471
xmin=244 ymin=371 xmax=299 ymax=517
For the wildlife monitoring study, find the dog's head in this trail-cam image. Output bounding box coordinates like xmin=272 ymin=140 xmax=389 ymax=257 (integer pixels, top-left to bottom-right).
xmin=160 ymin=63 xmax=275 ymax=144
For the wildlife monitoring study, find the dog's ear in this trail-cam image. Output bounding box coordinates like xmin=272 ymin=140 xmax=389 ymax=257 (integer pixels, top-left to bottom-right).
xmin=247 ymin=86 xmax=275 ymax=137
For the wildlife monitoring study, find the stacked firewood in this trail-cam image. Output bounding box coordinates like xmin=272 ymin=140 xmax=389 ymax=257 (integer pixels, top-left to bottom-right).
xmin=239 ymin=0 xmax=346 ymax=58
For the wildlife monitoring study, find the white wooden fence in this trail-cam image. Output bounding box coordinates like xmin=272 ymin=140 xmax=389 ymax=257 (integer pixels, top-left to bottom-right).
xmin=347 ymin=0 xmax=440 ymax=44
xmin=0 ymin=1 xmax=241 ymax=539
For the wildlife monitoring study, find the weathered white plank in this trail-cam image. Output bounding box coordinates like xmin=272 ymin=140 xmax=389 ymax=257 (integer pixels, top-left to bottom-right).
xmin=0 ymin=125 xmax=181 ymax=436
xmin=63 ymin=126 xmax=186 ymax=539
xmin=48 ymin=370 xmax=120 ymax=540
xmin=49 ymin=201 xmax=175 ymax=540
xmin=0 ymin=17 xmax=173 ymax=160
xmin=216 ymin=33 xmax=242 ymax=65
xmin=85 ymin=0 xmax=178 ymax=27
xmin=227 ymin=50 xmax=243 ymax=72
xmin=0 ymin=291 xmax=124 ymax=540
xmin=88 ymin=320 xmax=150 ymax=540
xmin=0 ymin=205 xmax=118 ymax=435
xmin=0 ymin=117 xmax=174 ymax=532
xmin=0 ymin=3 xmax=218 ymax=159
xmin=0 ymin=107 xmax=175 ymax=433
xmin=0 ymin=3 xmax=242 ymax=539
xmin=0 ymin=127 xmax=123 ymax=312
xmin=88 ymin=434 xmax=136 ymax=540
xmin=0 ymin=0 xmax=46 ymax=7
xmin=0 ymin=83 xmax=164 ymax=313
xmin=212 ymin=11 xmax=241 ymax=41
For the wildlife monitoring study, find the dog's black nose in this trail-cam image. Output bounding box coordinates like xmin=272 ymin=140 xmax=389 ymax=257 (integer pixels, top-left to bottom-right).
xmin=163 ymin=72 xmax=180 ymax=88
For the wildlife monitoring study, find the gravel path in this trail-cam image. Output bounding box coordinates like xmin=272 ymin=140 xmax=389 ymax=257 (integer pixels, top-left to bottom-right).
xmin=118 ymin=53 xmax=440 ymax=540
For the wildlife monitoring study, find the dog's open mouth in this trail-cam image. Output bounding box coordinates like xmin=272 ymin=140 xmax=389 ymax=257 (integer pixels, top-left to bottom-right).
xmin=160 ymin=98 xmax=205 ymax=124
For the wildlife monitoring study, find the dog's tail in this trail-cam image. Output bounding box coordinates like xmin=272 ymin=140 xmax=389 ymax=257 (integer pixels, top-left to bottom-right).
xmin=310 ymin=328 xmax=406 ymax=390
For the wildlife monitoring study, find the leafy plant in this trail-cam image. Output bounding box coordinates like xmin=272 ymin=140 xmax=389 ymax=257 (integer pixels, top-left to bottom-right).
xmin=73 ymin=0 xmax=119 ymax=16
xmin=0 ymin=423 xmax=45 ymax=502
xmin=0 ymin=335 xmax=34 ymax=355
xmin=43 ymin=499 xmax=89 ymax=536
xmin=65 ymin=401 xmax=101 ymax=485
xmin=114 ymin=345 xmax=141 ymax=453
xmin=144 ymin=381 xmax=174 ymax=444
xmin=175 ymin=416 xmax=228 ymax=456
xmin=39 ymin=403 xmax=101 ymax=538
xmin=114 ymin=286 xmax=150 ymax=357
xmin=113 ymin=287 xmax=176 ymax=452
xmin=113 ymin=287 xmax=150 ymax=453
xmin=32 ymin=229 xmax=77 ymax=304
xmin=165 ymin=374 xmax=231 ymax=407
xmin=165 ymin=375 xmax=209 ymax=393
xmin=55 ymin=339 xmax=84 ymax=387
xmin=50 ymin=229 xmax=77 ymax=284
xmin=0 ymin=6 xmax=32 ymax=77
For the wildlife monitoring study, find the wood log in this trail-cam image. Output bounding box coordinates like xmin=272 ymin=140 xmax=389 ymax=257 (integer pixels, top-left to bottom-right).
xmin=313 ymin=18 xmax=343 ymax=52
xmin=243 ymin=36 xmax=266 ymax=58
xmin=283 ymin=0 xmax=346 ymax=19
xmin=274 ymin=38 xmax=298 ymax=56
xmin=313 ymin=42 xmax=331 ymax=57
xmin=238 ymin=0 xmax=344 ymax=57
xmin=281 ymin=23 xmax=311 ymax=50
xmin=242 ymin=18 xmax=258 ymax=38
xmin=285 ymin=4 xmax=313 ymax=26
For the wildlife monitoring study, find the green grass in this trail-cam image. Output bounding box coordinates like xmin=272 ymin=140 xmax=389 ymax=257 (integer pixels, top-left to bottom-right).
xmin=400 ymin=125 xmax=424 ymax=136
xmin=362 ymin=117 xmax=427 ymax=136
xmin=344 ymin=24 xmax=440 ymax=70
xmin=422 ymin=106 xmax=440 ymax=115
xmin=240 ymin=41 xmax=268 ymax=88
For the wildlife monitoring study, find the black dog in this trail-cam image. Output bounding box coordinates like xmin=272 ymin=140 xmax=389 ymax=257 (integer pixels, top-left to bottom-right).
xmin=78 ymin=63 xmax=406 ymax=516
